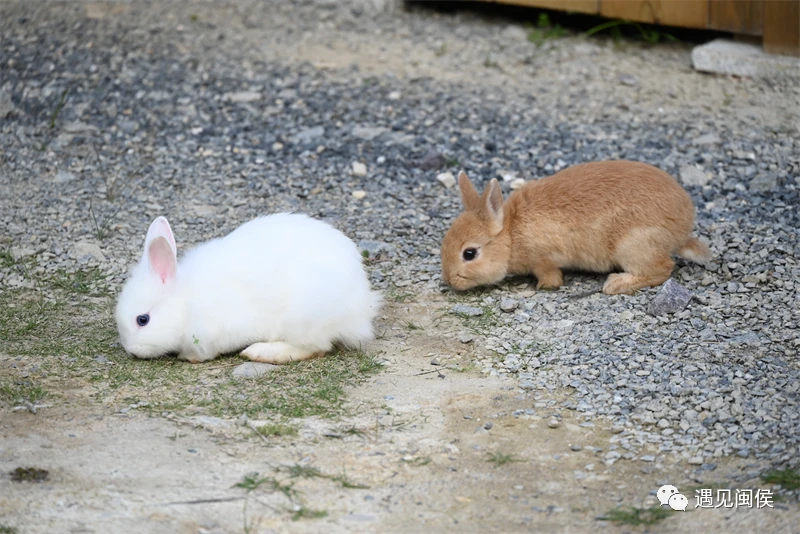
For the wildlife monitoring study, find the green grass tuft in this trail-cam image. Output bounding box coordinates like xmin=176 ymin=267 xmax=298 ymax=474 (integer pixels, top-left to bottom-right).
xmin=598 ymin=506 xmax=671 ymax=526
xmin=291 ymin=507 xmax=328 ymax=521
xmin=49 ymin=267 xmax=112 ymax=297
xmin=285 ymin=464 xmax=324 ymax=479
xmin=253 ymin=422 xmax=299 ymax=438
xmin=282 ymin=463 xmax=369 ymax=489
xmin=0 ymin=249 xmax=16 ymax=268
xmin=235 ymin=472 xmax=298 ymax=500
xmin=201 ymin=350 xmax=383 ymax=419
xmin=10 ymin=467 xmax=49 ymax=483
xmin=0 ymin=380 xmax=48 ymax=406
xmin=487 ymin=452 xmax=524 ymax=467
xmin=762 ymin=468 xmax=800 ymax=491
xmin=527 ymin=13 xmax=568 ymax=45
xmin=584 ymin=19 xmax=678 ymax=45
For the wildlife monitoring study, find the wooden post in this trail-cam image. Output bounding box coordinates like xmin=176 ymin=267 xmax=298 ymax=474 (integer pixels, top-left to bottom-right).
xmin=708 ymin=0 xmax=763 ymax=35
xmin=599 ymin=0 xmax=708 ymax=28
xmin=487 ymin=0 xmax=599 ymax=14
xmin=763 ymin=0 xmax=800 ymax=56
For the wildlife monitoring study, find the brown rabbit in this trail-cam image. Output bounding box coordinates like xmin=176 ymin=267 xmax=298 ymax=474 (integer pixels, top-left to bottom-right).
xmin=440 ymin=160 xmax=711 ymax=295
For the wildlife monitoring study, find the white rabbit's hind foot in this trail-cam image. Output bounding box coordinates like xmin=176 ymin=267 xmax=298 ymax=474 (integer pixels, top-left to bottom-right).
xmin=241 ymin=342 xmax=324 ymax=364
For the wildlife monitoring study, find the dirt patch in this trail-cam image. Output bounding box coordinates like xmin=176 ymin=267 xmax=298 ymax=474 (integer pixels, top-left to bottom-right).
xmin=2 ymin=296 xmax=797 ymax=533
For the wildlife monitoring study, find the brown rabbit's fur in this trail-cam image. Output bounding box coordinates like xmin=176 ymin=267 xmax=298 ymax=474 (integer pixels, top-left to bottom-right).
xmin=441 ymin=160 xmax=711 ymax=295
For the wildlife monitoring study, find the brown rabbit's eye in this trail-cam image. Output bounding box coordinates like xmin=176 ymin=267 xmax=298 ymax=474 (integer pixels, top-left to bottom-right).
xmin=462 ymin=248 xmax=478 ymax=261
xmin=136 ymin=314 xmax=150 ymax=327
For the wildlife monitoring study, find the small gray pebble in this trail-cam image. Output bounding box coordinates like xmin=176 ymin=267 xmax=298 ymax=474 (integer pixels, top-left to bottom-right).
xmin=451 ymin=304 xmax=483 ymax=316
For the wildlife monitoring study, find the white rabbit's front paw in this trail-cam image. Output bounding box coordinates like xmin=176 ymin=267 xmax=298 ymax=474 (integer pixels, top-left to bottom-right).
xmin=240 ymin=342 xmax=323 ymax=364
xmin=177 ymin=350 xmax=214 ymax=364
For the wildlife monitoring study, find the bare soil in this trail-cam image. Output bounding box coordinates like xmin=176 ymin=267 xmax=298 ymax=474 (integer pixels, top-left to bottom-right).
xmin=2 ymin=295 xmax=798 ymax=533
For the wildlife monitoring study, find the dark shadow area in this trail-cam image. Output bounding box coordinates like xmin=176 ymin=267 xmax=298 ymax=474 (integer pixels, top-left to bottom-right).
xmin=406 ymin=1 xmax=733 ymax=47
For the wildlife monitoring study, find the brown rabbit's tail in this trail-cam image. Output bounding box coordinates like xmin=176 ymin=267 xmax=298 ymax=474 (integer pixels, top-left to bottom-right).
xmin=678 ymin=237 xmax=712 ymax=263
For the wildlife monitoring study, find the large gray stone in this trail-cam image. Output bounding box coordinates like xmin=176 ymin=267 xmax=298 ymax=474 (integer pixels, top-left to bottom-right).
xmin=294 ymin=126 xmax=325 ymax=144
xmin=73 ymin=241 xmax=106 ymax=262
xmin=232 ymin=362 xmax=279 ymax=378
xmin=749 ymin=173 xmax=780 ymax=193
xmin=224 ymin=91 xmax=262 ymax=103
xmin=409 ymin=150 xmax=446 ymax=170
xmin=351 ymin=125 xmax=388 ymax=140
xmin=0 ymin=86 xmax=16 ymax=118
xmin=692 ymin=39 xmax=800 ymax=82
xmin=680 ymin=165 xmax=711 ymax=187
xmin=499 ymin=298 xmax=519 ymax=312
xmin=647 ymin=279 xmax=693 ymax=316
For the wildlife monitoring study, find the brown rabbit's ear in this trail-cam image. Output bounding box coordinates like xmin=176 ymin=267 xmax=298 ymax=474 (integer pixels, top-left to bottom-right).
xmin=483 ymin=178 xmax=504 ymax=227
xmin=458 ymin=171 xmax=481 ymax=210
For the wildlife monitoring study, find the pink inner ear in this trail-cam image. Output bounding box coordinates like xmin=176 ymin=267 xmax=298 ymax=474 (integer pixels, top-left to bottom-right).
xmin=148 ymin=236 xmax=176 ymax=284
xmin=159 ymin=219 xmax=177 ymax=251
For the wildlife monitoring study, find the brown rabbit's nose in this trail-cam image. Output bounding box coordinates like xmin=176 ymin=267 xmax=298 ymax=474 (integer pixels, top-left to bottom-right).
xmin=440 ymin=263 xmax=451 ymax=285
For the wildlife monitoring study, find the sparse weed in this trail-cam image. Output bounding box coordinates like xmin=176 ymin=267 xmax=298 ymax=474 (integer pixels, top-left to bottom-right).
xmin=0 ymin=380 xmax=48 ymax=406
xmin=0 ymin=249 xmax=15 ymax=268
xmin=285 ymin=464 xmax=324 ymax=479
xmin=331 ymin=474 xmax=369 ymax=489
xmin=49 ymin=267 xmax=111 ymax=297
xmin=449 ymin=305 xmax=498 ymax=336
xmin=204 ymin=350 xmax=383 ymax=420
xmin=235 ymin=472 xmax=298 ymax=500
xmin=291 ymin=507 xmax=328 ymax=521
xmin=597 ymin=506 xmax=670 ymax=526
xmin=253 ymin=422 xmax=299 ymax=438
xmin=386 ymin=288 xmax=414 ymax=303
xmin=282 ymin=463 xmax=369 ymax=490
xmin=584 ymin=19 xmax=678 ymax=45
xmin=527 ymin=13 xmax=568 ymax=45
xmin=236 ymin=465 xmax=363 ymax=528
xmin=451 ymin=362 xmax=480 ymax=374
xmin=89 ymin=199 xmax=123 ymax=241
xmin=49 ymin=87 xmax=69 ymax=130
xmin=486 ymin=451 xmax=524 ymax=467
xmin=403 ymin=456 xmax=432 ymax=467
xmin=342 ymin=426 xmax=367 ymax=438
xmin=762 ymin=468 xmax=800 ymax=491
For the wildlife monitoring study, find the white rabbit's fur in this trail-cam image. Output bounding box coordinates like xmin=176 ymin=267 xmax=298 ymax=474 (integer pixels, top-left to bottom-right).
xmin=115 ymin=213 xmax=381 ymax=364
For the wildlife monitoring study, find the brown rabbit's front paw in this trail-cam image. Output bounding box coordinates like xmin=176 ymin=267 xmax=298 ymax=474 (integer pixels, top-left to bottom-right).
xmin=536 ymin=280 xmax=562 ymax=290
xmin=535 ymin=271 xmax=563 ymax=290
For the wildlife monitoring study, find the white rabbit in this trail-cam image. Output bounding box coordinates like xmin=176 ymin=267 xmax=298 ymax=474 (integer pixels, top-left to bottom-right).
xmin=115 ymin=214 xmax=381 ymax=364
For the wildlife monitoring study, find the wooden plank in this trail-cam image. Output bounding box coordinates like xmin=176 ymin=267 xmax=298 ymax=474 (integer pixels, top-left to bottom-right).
xmin=763 ymin=0 xmax=800 ymax=56
xmin=487 ymin=0 xmax=599 ymax=14
xmin=708 ymin=0 xmax=763 ymax=35
xmin=599 ymin=0 xmax=708 ymax=29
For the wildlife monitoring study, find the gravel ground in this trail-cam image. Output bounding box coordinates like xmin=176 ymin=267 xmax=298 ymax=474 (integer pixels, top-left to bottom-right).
xmin=1 ymin=0 xmax=799 ymax=507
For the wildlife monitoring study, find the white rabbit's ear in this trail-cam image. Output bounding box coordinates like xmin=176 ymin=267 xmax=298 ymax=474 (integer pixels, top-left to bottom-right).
xmin=458 ymin=171 xmax=481 ymax=210
xmin=482 ymin=178 xmax=504 ymax=227
xmin=143 ymin=217 xmax=177 ymax=284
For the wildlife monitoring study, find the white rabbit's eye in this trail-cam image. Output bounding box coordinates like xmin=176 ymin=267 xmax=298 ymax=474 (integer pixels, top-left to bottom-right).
xmin=462 ymin=248 xmax=478 ymax=261
xmin=136 ymin=314 xmax=150 ymax=327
